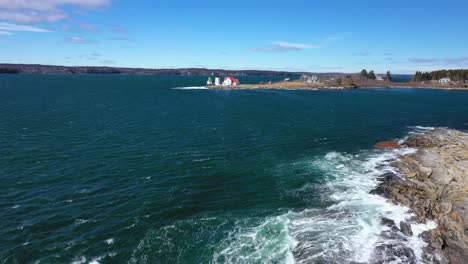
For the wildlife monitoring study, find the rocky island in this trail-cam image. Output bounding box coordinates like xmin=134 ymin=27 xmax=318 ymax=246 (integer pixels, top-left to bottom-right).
xmin=374 ymin=128 xmax=468 ymax=263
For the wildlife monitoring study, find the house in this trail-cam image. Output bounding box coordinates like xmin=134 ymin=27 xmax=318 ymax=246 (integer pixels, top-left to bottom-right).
xmin=284 ymin=78 xmax=291 ymax=82
xmin=215 ymin=77 xmax=221 ymax=86
xmin=376 ymin=75 xmax=384 ymax=81
xmin=206 ymin=77 xmax=213 ymax=86
xmin=439 ymin=77 xmax=451 ymax=85
xmin=303 ymin=75 xmax=319 ymax=84
xmin=223 ymin=76 xmax=240 ymax=86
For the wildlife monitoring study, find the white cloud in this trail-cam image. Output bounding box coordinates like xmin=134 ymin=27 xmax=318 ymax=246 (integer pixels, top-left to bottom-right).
xmin=273 ymin=42 xmax=318 ymax=50
xmin=0 ymin=0 xmax=110 ymax=23
xmin=409 ymin=56 xmax=468 ymax=65
xmin=251 ymin=41 xmax=318 ymax=53
xmin=353 ymin=50 xmax=371 ymax=56
xmin=65 ymin=36 xmax=96 ymax=44
xmin=0 ymin=22 xmax=51 ymax=34
xmin=0 ymin=0 xmax=110 ymax=11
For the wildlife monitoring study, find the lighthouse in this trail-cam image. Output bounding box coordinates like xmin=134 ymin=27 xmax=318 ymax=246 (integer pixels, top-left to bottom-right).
xmin=215 ymin=77 xmax=221 ymax=86
xmin=207 ymin=77 xmax=213 ymax=86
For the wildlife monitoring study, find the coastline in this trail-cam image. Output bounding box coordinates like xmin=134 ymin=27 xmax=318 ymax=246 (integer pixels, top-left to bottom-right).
xmin=373 ymin=128 xmax=468 ymax=264
xmin=207 ymin=82 xmax=468 ymax=91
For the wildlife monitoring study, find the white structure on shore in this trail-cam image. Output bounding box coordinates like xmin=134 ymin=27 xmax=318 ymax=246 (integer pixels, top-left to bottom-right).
xmin=206 ymin=77 xmax=213 ymax=86
xmin=301 ymin=74 xmax=319 ymax=84
xmin=376 ymin=75 xmax=384 ymax=81
xmin=439 ymin=77 xmax=451 ymax=85
xmin=222 ymin=77 xmax=240 ymax=86
xmin=215 ymin=77 xmax=221 ymax=86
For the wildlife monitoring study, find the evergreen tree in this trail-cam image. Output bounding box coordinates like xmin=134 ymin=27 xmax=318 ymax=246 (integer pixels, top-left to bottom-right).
xmin=386 ymin=71 xmax=392 ymax=82
xmin=368 ymin=70 xmax=376 ymax=80
xmin=360 ymin=69 xmax=369 ymax=79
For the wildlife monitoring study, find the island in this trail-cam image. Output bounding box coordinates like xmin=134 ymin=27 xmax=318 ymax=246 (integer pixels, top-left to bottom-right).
xmin=1 ymin=64 xmax=467 ymax=90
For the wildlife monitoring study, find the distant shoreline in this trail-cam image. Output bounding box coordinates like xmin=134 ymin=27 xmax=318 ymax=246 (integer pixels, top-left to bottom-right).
xmin=207 ymin=83 xmax=468 ymax=91
xmin=0 ymin=63 xmax=329 ymax=77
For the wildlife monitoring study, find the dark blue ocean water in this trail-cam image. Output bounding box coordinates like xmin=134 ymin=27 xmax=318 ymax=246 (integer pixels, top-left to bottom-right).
xmin=1 ymin=75 xmax=467 ymax=263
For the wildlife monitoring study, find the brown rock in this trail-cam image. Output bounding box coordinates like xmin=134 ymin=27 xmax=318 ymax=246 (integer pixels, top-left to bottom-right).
xmin=375 ymin=141 xmax=401 ymax=149
xmin=380 ymin=128 xmax=468 ymax=262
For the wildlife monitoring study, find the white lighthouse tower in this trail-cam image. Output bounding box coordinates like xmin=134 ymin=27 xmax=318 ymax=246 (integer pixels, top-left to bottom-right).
xmin=214 ymin=77 xmax=221 ymax=86
xmin=207 ymin=77 xmax=213 ymax=86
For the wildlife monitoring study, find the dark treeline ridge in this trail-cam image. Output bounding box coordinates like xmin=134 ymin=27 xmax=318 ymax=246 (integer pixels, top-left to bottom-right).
xmin=414 ymin=69 xmax=468 ymax=82
xmin=0 ymin=63 xmax=322 ymax=77
xmin=0 ymin=68 xmax=20 ymax=74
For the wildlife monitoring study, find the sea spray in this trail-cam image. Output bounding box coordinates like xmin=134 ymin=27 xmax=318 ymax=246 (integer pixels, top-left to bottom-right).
xmin=213 ymin=142 xmax=437 ymax=263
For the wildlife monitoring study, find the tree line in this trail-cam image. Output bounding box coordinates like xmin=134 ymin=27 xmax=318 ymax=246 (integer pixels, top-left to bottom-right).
xmin=360 ymin=69 xmax=392 ymax=81
xmin=413 ymin=69 xmax=468 ymax=82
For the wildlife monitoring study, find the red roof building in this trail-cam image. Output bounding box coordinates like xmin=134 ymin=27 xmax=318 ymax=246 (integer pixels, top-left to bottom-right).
xmin=223 ymin=76 xmax=240 ymax=86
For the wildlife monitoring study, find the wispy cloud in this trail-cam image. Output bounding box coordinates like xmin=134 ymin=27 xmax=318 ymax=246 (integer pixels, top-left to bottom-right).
xmin=0 ymin=0 xmax=111 ymax=23
xmin=408 ymin=56 xmax=468 ymax=65
xmin=65 ymin=36 xmax=97 ymax=44
xmin=250 ymin=42 xmax=318 ymax=53
xmin=408 ymin=58 xmax=438 ymax=63
xmin=353 ymin=50 xmax=371 ymax=56
xmin=0 ymin=22 xmax=51 ymax=35
xmin=79 ymin=23 xmax=98 ymax=33
xmin=107 ymin=24 xmax=128 ymax=34
xmin=108 ymin=36 xmax=133 ymax=41
xmin=317 ymin=33 xmax=350 ymax=43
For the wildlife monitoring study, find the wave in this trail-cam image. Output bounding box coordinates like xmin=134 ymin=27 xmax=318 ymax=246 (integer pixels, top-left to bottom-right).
xmin=131 ymin=128 xmax=439 ymax=264
xmin=212 ymin=147 xmax=437 ymax=263
xmin=171 ymin=86 xmax=209 ymax=90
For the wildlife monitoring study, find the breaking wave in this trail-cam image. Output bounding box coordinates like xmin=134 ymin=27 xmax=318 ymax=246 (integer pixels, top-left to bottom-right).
xmin=212 ymin=146 xmax=437 ymax=263
xmin=172 ymin=86 xmax=209 ymax=90
xmin=131 ymin=129 xmax=439 ymax=264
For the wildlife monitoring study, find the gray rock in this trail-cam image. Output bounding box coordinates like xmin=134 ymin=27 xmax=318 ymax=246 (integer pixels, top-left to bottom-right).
xmin=400 ymin=221 xmax=413 ymax=236
xmin=378 ymin=128 xmax=468 ymax=262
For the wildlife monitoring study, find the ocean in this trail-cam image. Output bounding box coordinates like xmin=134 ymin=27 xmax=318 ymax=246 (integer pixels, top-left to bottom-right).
xmin=1 ymin=74 xmax=468 ymax=264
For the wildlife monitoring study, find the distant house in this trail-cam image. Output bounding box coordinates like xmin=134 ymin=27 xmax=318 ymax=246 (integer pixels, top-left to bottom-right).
xmin=439 ymin=77 xmax=451 ymax=85
xmin=284 ymin=78 xmax=291 ymax=82
xmin=376 ymin=75 xmax=384 ymax=81
xmin=207 ymin=77 xmax=213 ymax=86
xmin=223 ymin=76 xmax=240 ymax=86
xmin=302 ymin=75 xmax=319 ymax=84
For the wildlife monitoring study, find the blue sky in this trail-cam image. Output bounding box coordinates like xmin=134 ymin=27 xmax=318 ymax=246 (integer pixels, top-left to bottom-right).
xmin=0 ymin=0 xmax=467 ymax=73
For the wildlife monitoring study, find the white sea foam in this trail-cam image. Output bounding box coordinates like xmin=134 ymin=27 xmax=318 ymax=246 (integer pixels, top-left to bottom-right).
xmin=105 ymin=238 xmax=115 ymax=245
xmin=172 ymin=86 xmax=209 ymax=90
xmin=213 ymin=144 xmax=437 ymax=263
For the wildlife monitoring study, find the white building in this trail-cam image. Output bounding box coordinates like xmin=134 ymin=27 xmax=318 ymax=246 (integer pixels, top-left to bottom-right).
xmin=222 ymin=77 xmax=240 ymax=86
xmin=376 ymin=75 xmax=384 ymax=81
xmin=215 ymin=77 xmax=221 ymax=86
xmin=206 ymin=77 xmax=213 ymax=86
xmin=305 ymin=75 xmax=319 ymax=84
xmin=439 ymin=77 xmax=451 ymax=85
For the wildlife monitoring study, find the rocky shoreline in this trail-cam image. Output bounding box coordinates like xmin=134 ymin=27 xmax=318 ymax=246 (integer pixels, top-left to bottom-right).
xmin=373 ymin=128 xmax=468 ymax=263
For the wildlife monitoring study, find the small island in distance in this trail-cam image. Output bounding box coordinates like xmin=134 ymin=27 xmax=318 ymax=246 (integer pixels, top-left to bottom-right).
xmin=1 ymin=63 xmax=467 ymax=90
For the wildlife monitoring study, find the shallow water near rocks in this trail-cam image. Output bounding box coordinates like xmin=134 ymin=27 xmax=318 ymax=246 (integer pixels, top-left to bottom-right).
xmin=1 ymin=75 xmax=468 ymax=263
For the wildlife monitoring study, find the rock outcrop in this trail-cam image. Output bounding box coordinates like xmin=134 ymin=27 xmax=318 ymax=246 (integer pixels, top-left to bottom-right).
xmin=377 ymin=128 xmax=468 ymax=264
xmin=375 ymin=141 xmax=401 ymax=149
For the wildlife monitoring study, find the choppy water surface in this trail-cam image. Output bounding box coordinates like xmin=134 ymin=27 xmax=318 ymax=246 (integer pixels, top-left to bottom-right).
xmin=1 ymin=75 xmax=468 ymax=263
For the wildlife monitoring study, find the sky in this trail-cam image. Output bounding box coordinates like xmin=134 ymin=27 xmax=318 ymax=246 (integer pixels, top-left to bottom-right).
xmin=0 ymin=0 xmax=467 ymax=74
